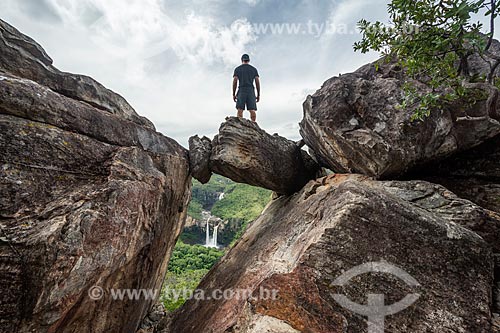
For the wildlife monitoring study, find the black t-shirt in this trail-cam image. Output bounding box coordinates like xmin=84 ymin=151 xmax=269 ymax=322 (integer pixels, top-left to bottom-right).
xmin=233 ymin=64 xmax=259 ymax=89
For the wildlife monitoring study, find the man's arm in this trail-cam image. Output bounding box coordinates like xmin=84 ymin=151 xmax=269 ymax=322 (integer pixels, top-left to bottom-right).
xmin=255 ymin=76 xmax=260 ymax=102
xmin=232 ymin=76 xmax=238 ymax=102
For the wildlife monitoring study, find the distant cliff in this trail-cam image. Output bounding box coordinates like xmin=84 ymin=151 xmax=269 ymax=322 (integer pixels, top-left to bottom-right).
xmin=182 ymin=175 xmax=271 ymax=247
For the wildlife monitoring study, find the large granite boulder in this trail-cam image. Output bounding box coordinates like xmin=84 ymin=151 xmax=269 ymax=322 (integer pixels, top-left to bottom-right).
xmin=166 ymin=174 xmax=497 ymax=333
xmin=299 ymin=41 xmax=500 ymax=179
xmin=416 ymin=133 xmax=500 ymax=214
xmin=196 ymin=117 xmax=323 ymax=194
xmin=0 ymin=20 xmax=191 ymax=333
xmin=495 ymin=255 xmax=500 ymax=329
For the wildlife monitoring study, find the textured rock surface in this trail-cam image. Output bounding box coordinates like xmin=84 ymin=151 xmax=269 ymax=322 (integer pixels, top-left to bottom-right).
xmin=188 ymin=135 xmax=213 ymax=184
xmin=0 ymin=19 xmax=154 ymax=129
xmin=373 ymin=179 xmax=500 ymax=253
xmin=167 ymin=174 xmax=495 ymax=333
xmin=417 ymin=133 xmax=500 ymax=214
xmin=137 ymin=303 xmax=167 ymax=333
xmin=0 ymin=21 xmax=191 ymax=333
xmin=495 ymin=255 xmax=500 ymax=316
xmin=210 ymin=117 xmax=323 ymax=194
xmin=299 ymin=41 xmax=500 ymax=179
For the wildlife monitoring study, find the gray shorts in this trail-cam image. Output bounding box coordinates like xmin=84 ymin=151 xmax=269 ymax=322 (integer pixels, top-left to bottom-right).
xmin=236 ymin=88 xmax=257 ymax=111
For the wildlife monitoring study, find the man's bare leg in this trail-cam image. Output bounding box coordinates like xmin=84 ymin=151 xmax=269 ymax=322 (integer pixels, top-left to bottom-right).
xmin=249 ymin=110 xmax=257 ymax=122
xmin=237 ymin=109 xmax=244 ymax=118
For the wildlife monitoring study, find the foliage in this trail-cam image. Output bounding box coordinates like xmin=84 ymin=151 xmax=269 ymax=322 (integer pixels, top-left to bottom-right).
xmin=210 ymin=184 xmax=271 ymax=246
xmin=354 ymin=0 xmax=500 ymax=120
xmin=186 ymin=175 xmax=271 ymax=246
xmin=179 ymin=228 xmax=203 ymax=244
xmin=191 ymin=175 xmax=233 ymax=208
xmin=167 ymin=241 xmax=224 ymax=274
xmin=187 ymin=199 xmax=203 ymax=220
xmin=161 ymin=241 xmax=224 ymax=311
xmin=211 ymin=183 xmax=271 ymax=223
xmin=192 ymin=174 xmax=233 ymax=194
xmin=161 ymin=269 xmax=208 ymax=312
xmin=163 ymin=177 xmax=271 ymax=311
xmin=188 ymin=174 xmax=271 ymax=224
xmin=188 ymin=174 xmax=234 ymax=220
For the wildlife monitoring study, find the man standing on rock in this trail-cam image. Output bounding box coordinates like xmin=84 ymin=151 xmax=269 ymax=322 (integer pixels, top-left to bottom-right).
xmin=233 ymin=54 xmax=260 ymax=122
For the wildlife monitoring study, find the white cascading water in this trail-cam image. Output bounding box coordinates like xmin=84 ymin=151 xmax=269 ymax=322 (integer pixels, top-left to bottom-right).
xmin=205 ymin=218 xmax=210 ymax=246
xmin=212 ymin=225 xmax=218 ymax=248
xmin=205 ymin=219 xmax=219 ymax=248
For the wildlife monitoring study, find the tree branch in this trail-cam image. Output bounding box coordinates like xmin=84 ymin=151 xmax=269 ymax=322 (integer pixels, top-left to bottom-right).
xmin=486 ymin=0 xmax=496 ymax=51
xmin=488 ymin=59 xmax=500 ymax=83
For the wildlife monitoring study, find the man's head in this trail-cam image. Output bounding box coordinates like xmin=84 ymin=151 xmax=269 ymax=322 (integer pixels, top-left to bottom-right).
xmin=241 ymin=54 xmax=250 ymax=63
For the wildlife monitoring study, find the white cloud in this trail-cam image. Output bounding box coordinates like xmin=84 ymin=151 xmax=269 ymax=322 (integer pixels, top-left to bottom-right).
xmin=163 ymin=15 xmax=255 ymax=66
xmin=239 ymin=0 xmax=261 ymax=7
xmin=328 ymin=0 xmax=379 ymax=26
xmin=5 ymin=0 xmax=496 ymax=147
xmin=41 ymin=0 xmax=256 ymax=75
xmin=0 ymin=0 xmax=261 ymax=146
xmin=0 ymin=0 xmax=380 ymax=146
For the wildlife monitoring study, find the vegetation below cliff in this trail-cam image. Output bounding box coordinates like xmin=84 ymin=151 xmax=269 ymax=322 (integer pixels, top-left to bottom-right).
xmin=211 ymin=183 xmax=271 ymax=222
xmin=162 ymin=176 xmax=271 ymax=311
xmin=181 ymin=175 xmax=271 ymax=246
xmin=161 ymin=241 xmax=224 ymax=311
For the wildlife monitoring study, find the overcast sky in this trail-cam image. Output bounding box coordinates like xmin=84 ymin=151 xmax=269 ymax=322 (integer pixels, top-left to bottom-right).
xmin=1 ymin=0 xmax=497 ymax=147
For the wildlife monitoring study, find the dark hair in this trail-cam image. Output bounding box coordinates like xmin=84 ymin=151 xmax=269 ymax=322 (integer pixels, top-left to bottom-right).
xmin=241 ymin=54 xmax=250 ymax=61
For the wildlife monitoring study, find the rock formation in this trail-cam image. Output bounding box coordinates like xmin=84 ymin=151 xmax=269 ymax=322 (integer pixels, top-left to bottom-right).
xmin=189 ymin=135 xmax=213 ymax=184
xmin=2 ymin=17 xmax=500 ymax=333
xmin=152 ymin=38 xmax=500 ymax=332
xmin=167 ymin=174 xmax=497 ymax=333
xmin=416 ymin=133 xmax=500 ymax=214
xmin=299 ymin=42 xmax=500 ymax=179
xmin=189 ymin=117 xmax=324 ymax=194
xmin=495 ymin=255 xmax=500 ymax=330
xmin=0 ymin=19 xmax=191 ymax=333
xmin=175 ymin=44 xmax=500 ymax=330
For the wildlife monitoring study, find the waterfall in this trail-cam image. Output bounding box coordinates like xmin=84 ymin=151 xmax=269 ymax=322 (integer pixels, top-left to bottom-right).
xmin=205 ymin=218 xmax=211 ymax=246
xmin=204 ymin=219 xmax=219 ymax=248
xmin=212 ymin=225 xmax=219 ymax=248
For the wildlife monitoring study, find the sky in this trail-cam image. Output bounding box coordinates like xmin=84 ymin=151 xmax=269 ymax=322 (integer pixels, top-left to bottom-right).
xmin=0 ymin=0 xmax=497 ymax=147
